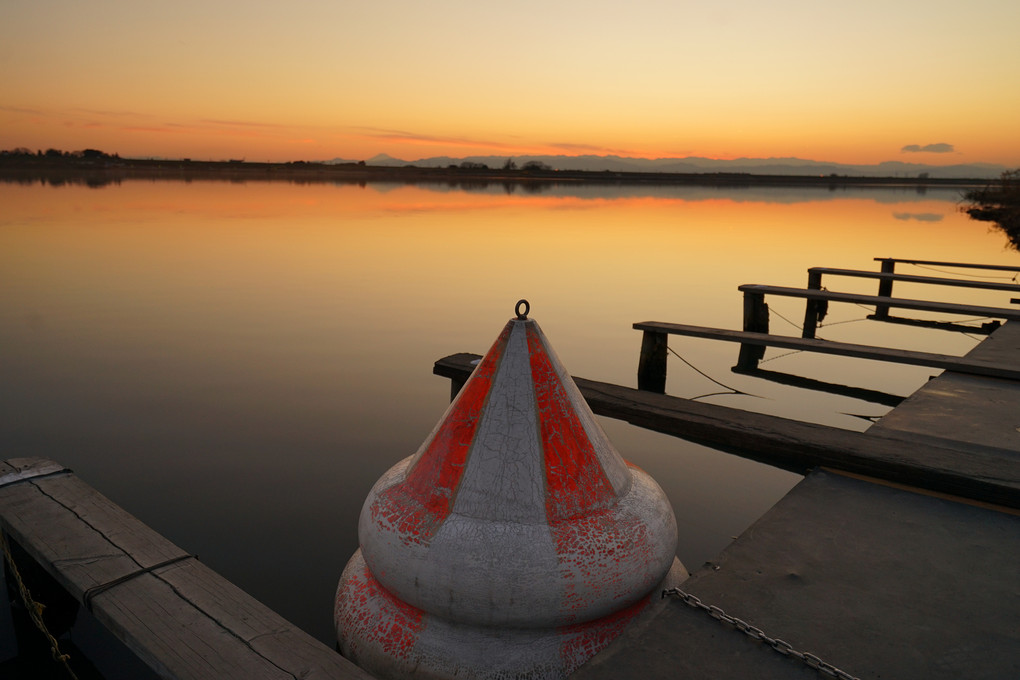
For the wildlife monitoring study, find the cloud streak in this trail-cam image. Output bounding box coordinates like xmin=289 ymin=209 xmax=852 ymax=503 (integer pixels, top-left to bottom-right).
xmin=901 ymin=143 xmax=954 ymax=153
xmin=348 ymin=127 xmax=642 ymax=158
xmin=351 ymin=127 xmax=526 ymax=153
xmin=892 ymin=212 xmax=944 ymax=222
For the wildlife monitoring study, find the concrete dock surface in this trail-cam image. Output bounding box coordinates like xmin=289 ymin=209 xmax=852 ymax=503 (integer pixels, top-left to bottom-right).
xmin=576 ymin=469 xmax=1019 ymax=680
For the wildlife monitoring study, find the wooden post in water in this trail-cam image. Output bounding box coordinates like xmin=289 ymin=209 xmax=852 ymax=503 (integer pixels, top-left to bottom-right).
xmin=637 ymin=329 xmax=668 ymax=393
xmin=802 ymin=269 xmax=827 ymax=339
xmin=737 ymin=291 xmax=769 ymax=370
xmin=874 ymin=259 xmax=896 ymax=319
xmin=450 ymin=375 xmax=467 ymax=401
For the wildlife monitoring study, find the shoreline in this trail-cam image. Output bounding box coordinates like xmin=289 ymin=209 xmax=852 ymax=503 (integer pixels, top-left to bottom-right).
xmin=0 ymin=156 xmax=997 ymax=189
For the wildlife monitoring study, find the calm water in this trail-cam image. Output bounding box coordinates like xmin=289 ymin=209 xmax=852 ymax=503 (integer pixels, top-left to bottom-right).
xmin=1 ymin=178 xmax=1016 ymax=646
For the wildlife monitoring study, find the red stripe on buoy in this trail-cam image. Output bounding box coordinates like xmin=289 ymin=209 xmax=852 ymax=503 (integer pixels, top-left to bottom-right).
xmin=526 ymin=324 xmax=616 ymax=521
xmin=335 ymin=557 xmax=425 ymax=661
xmin=552 ymin=507 xmax=653 ymax=619
xmin=374 ymin=321 xmax=512 ymax=543
xmin=558 ymin=594 xmax=647 ymax=674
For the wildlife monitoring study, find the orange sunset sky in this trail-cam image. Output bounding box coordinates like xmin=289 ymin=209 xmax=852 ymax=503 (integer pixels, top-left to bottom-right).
xmin=2 ymin=0 xmax=1019 ymax=167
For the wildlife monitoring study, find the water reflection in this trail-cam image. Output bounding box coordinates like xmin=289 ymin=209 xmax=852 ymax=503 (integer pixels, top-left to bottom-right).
xmin=1 ymin=179 xmax=1017 ymax=646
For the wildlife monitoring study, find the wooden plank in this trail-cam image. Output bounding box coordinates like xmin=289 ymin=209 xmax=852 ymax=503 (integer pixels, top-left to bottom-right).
xmin=434 ymin=354 xmax=1020 ymax=508
xmin=809 ymin=267 xmax=1020 ymax=293
xmin=0 ymin=458 xmax=69 ymax=488
xmin=0 ymin=459 xmax=372 ymax=680
xmin=874 ymin=257 xmax=1020 ymax=273
xmin=737 ymin=284 xmax=1020 ymax=320
xmin=631 ymin=321 xmax=1020 ymax=380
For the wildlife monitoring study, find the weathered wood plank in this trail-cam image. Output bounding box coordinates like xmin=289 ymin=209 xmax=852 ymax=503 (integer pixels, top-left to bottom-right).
xmin=435 ymin=354 xmax=1020 ymax=507
xmin=809 ymin=267 xmax=1020 ymax=293
xmin=0 ymin=459 xmax=373 ymax=680
xmin=0 ymin=458 xmax=69 ymax=488
xmin=631 ymin=321 xmax=1020 ymax=380
xmin=737 ymin=284 xmax=1020 ymax=320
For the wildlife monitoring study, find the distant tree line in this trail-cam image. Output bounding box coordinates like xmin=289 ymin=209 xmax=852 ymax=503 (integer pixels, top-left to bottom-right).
xmin=963 ymin=168 xmax=1020 ymax=250
xmin=2 ymin=147 xmax=120 ymax=160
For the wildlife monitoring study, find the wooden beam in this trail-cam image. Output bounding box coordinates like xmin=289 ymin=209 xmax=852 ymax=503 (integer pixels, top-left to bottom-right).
xmin=737 ymin=284 xmax=1020 ymax=321
xmin=631 ymin=321 xmax=1020 ymax=380
xmin=874 ymin=257 xmax=1020 ymax=273
xmin=433 ymin=354 xmax=1020 ymax=508
xmin=0 ymin=458 xmax=372 ymax=680
xmin=810 ymin=267 xmax=1020 ymax=293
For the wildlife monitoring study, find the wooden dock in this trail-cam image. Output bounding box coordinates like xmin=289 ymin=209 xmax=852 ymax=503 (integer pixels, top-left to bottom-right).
xmin=0 ymin=458 xmax=372 ymax=679
xmin=581 ymin=259 xmax=1020 ymax=679
xmin=573 ymin=321 xmax=1020 ymax=678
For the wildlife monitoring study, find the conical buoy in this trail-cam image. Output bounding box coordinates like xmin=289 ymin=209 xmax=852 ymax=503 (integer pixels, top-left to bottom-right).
xmin=335 ymin=301 xmax=687 ymax=679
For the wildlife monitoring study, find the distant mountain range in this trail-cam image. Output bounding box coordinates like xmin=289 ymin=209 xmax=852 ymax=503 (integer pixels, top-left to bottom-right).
xmin=325 ymin=153 xmax=1006 ymax=179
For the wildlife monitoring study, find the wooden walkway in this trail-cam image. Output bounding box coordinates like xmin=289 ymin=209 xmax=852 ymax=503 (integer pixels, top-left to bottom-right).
xmin=0 ymin=458 xmax=371 ymax=680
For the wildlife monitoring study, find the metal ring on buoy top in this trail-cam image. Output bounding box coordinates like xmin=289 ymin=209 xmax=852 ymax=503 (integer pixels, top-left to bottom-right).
xmin=515 ymin=299 xmax=530 ymax=320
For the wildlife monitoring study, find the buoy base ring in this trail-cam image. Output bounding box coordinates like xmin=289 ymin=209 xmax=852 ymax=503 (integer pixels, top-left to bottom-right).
xmin=335 ymin=551 xmax=687 ymax=680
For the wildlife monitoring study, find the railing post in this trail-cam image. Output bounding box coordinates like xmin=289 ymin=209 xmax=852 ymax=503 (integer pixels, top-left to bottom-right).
xmin=637 ymin=330 xmax=668 ymax=393
xmin=875 ymin=259 xmax=896 ymax=319
xmin=737 ymin=291 xmax=769 ymax=370
xmin=802 ymin=269 xmax=827 ymax=339
xmin=449 ymin=376 xmax=466 ymax=402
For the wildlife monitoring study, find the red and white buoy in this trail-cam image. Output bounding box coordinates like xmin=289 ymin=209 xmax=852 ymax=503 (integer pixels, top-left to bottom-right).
xmin=335 ymin=301 xmax=687 ymax=679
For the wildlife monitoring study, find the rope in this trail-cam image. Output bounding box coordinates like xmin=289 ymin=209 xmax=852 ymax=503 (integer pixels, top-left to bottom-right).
xmin=666 ymin=346 xmax=762 ymax=400
xmin=1 ymin=530 xmax=80 ymax=680
xmin=83 ymin=553 xmax=197 ymax=612
xmin=908 ymin=262 xmax=1018 ymax=281
xmin=817 ymin=317 xmax=867 ymax=328
xmin=759 ymin=349 xmax=804 ymax=364
xmin=769 ymin=307 xmax=803 ymax=332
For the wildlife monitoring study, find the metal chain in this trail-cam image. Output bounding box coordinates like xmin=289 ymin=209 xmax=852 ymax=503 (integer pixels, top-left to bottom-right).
xmin=662 ymin=588 xmax=860 ymax=680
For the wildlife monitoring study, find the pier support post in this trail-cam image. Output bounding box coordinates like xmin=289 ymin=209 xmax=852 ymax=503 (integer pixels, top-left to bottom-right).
xmin=637 ymin=330 xmax=668 ymax=393
xmin=449 ymin=376 xmax=466 ymax=401
xmin=737 ymin=291 xmax=769 ymax=370
xmin=875 ymin=259 xmax=896 ymax=319
xmin=802 ymin=269 xmax=827 ymax=339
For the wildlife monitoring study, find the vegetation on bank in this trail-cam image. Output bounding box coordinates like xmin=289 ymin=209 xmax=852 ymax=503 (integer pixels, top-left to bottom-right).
xmin=1 ymin=146 xmax=1000 ymax=188
xmin=963 ymin=169 xmax=1020 ymax=250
